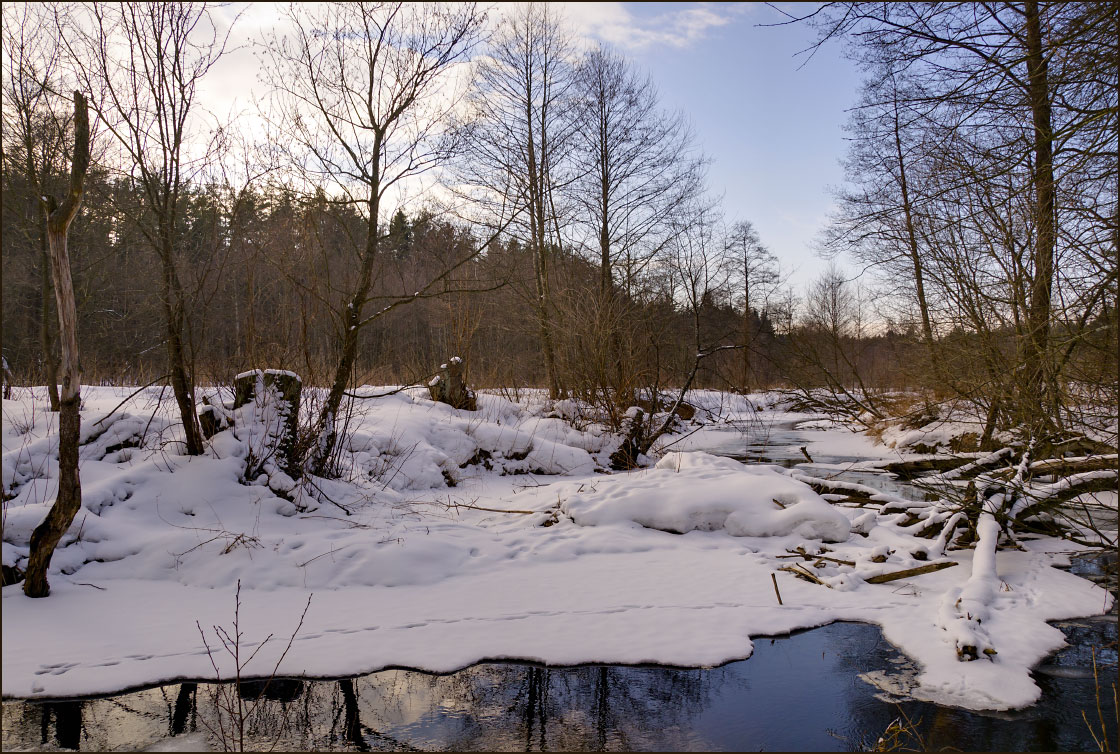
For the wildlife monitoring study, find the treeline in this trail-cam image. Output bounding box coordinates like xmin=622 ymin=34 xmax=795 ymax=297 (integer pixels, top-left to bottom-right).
xmin=2 ymin=1 xmax=1117 ymax=458
xmin=0 ymin=174 xmax=810 ymax=392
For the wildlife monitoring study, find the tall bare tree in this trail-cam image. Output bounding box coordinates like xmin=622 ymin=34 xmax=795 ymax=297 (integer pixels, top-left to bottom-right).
xmin=1 ymin=3 xmax=70 ymax=411
xmin=723 ymin=220 xmax=777 ymax=392
xmin=463 ymin=2 xmax=578 ymax=400
xmin=571 ymin=43 xmax=704 ymax=404
xmin=23 ymin=90 xmax=90 ymax=598
xmin=261 ymin=2 xmax=487 ymax=475
xmin=824 ymin=62 xmax=938 ymax=366
xmin=800 ymin=1 xmax=1117 ymax=435
xmin=63 ymin=1 xmax=238 ymax=456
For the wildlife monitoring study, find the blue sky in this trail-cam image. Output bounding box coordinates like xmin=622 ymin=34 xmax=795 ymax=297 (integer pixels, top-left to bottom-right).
xmin=571 ymin=2 xmax=864 ymax=290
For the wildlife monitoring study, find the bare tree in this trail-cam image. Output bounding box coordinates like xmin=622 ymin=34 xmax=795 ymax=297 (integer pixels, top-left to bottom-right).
xmin=723 ymin=220 xmax=777 ymax=392
xmin=570 ymin=43 xmax=704 ymax=406
xmin=63 ymin=1 xmax=238 ymax=456
xmin=461 ymin=2 xmax=578 ymax=400
xmin=823 ymin=61 xmax=938 ymax=370
xmin=261 ymin=2 xmax=487 ymax=475
xmin=1 ymin=3 xmax=70 ymax=411
xmin=23 ymin=90 xmax=90 ymax=598
xmin=798 ymin=1 xmax=1117 ymax=437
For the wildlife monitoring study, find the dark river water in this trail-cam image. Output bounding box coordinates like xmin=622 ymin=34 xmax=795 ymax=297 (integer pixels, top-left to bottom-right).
xmin=3 ymin=420 xmax=1116 ymax=751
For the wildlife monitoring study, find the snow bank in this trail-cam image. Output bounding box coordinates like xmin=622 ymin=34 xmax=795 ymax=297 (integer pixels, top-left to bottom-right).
xmin=562 ymin=452 xmax=850 ymax=542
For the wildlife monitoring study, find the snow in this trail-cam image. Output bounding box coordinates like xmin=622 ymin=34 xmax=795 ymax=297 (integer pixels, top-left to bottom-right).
xmin=1 ymin=387 xmax=1112 ymax=713
xmin=562 ymin=452 xmax=850 ymax=542
xmin=263 ymin=369 xmax=301 ymax=381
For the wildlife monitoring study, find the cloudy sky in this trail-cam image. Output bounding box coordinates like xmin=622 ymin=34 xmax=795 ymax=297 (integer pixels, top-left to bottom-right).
xmin=203 ymin=2 xmax=863 ymax=292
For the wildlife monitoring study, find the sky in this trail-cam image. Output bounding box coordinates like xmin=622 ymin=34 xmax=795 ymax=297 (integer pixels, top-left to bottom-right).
xmin=569 ymin=3 xmax=865 ymax=291
xmin=202 ymin=2 xmax=864 ymax=293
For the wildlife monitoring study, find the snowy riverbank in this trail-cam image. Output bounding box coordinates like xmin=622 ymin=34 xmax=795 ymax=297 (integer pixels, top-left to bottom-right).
xmin=2 ymin=386 xmax=1113 ymax=711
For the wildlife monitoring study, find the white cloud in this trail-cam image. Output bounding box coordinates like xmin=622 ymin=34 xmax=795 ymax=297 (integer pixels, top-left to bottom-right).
xmin=562 ymin=2 xmax=750 ymax=51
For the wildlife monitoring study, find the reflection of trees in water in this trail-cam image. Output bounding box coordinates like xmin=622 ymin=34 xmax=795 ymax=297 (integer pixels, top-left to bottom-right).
xmin=38 ymin=700 xmax=82 ymax=750
xmin=2 ymin=664 xmax=725 ymax=751
xmin=347 ymin=663 xmax=724 ymax=751
xmin=171 ymin=682 xmax=196 ymax=735
xmin=1 ymin=638 xmax=1110 ymax=752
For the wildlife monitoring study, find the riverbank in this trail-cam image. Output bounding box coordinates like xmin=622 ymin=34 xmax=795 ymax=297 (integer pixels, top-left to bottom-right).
xmin=2 ymin=387 xmax=1113 ymax=715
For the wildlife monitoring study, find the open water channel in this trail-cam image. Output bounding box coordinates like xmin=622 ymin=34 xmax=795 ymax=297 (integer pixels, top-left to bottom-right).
xmin=3 ymin=418 xmax=1116 ymax=751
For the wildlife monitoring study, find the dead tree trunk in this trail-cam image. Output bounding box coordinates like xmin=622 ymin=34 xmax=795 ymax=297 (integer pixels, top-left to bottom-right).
xmin=18 ymin=104 xmax=61 ymax=410
xmin=24 ymin=91 xmax=90 ymax=599
xmin=428 ymin=357 xmax=477 ymax=410
xmin=39 ymin=227 xmax=61 ymax=411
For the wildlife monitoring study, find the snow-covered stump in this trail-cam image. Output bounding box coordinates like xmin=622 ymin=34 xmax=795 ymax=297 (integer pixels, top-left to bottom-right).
xmin=428 ymin=357 xmax=476 ymax=411
xmin=609 ymin=407 xmax=646 ymax=470
xmin=233 ymin=369 xmax=303 ymax=480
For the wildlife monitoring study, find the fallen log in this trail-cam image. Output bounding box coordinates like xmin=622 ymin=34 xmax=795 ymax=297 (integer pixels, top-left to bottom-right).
xmin=883 ymin=457 xmax=972 ymax=479
xmin=1026 ymin=455 xmax=1118 ymax=477
xmin=864 ymin=560 xmax=958 ymax=584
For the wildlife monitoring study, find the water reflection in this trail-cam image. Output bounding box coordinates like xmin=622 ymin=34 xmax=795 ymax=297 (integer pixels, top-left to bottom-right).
xmin=170 ymin=681 xmax=195 ymax=735
xmin=39 ymin=701 xmax=81 ymax=750
xmin=4 ymin=620 xmax=1115 ymax=751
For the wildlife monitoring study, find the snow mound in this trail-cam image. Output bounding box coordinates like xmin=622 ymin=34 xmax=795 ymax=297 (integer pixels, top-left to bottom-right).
xmin=561 ymin=451 xmax=850 ymax=542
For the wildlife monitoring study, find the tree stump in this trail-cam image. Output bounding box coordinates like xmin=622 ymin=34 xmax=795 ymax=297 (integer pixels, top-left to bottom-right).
xmin=428 ymin=357 xmax=476 ymax=410
xmin=197 ymin=394 xmax=228 ymax=440
xmin=609 ymin=407 xmax=646 ymax=470
xmin=234 ymin=369 xmax=303 ymax=478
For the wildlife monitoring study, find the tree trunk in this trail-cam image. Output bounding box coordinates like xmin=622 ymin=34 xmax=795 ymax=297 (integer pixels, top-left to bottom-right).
xmin=20 ymin=104 xmax=61 ymax=411
xmin=893 ymin=97 xmax=937 ymax=371
xmin=525 ymin=98 xmax=560 ymax=400
xmin=234 ymin=369 xmax=303 ymax=478
xmin=24 ymin=91 xmax=89 ymax=599
xmin=39 ymin=215 xmax=61 ymax=411
xmin=742 ymin=275 xmax=751 ymax=393
xmin=1023 ymin=0 xmax=1056 ymax=432
xmin=158 ymin=231 xmax=204 ymax=456
xmin=309 ymin=164 xmax=382 ymax=478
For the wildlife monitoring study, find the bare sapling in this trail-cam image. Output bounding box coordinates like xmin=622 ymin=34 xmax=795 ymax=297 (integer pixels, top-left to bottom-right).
xmin=196 ymin=580 xmax=313 ymax=752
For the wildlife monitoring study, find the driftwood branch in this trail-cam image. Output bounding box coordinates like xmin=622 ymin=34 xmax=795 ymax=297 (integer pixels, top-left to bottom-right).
xmin=864 ymin=560 xmax=958 ymax=584
xmin=778 ymin=563 xmax=834 ymax=587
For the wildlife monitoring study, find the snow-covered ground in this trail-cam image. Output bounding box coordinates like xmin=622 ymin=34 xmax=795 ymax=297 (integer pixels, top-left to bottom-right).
xmin=2 ymin=385 xmax=1113 ymax=712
